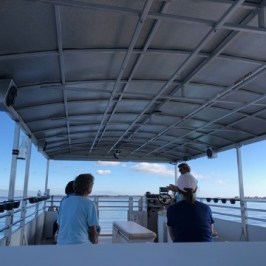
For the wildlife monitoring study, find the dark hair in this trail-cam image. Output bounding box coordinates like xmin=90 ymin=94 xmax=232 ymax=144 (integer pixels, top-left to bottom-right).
xmin=74 ymin=174 xmax=94 ymax=196
xmin=178 ymin=163 xmax=191 ymax=172
xmin=179 ymin=188 xmax=197 ymax=204
xmin=65 ymin=181 xmax=74 ymax=195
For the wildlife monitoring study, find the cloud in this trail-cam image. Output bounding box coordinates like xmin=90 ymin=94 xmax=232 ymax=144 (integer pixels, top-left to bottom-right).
xmin=97 ymin=161 xmax=121 ymax=166
xmin=131 ymin=163 xmax=174 ymax=177
xmin=216 ymin=179 xmax=225 ymax=185
xmin=96 ymin=170 xmax=111 ymax=175
xmin=192 ymin=172 xmax=209 ymax=180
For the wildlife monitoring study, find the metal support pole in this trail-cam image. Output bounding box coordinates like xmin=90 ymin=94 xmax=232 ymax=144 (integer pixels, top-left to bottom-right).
xmin=258 ymin=3 xmax=265 ymax=28
xmin=94 ymin=196 xmax=99 ymax=218
xmin=236 ymin=145 xmax=248 ymax=241
xmin=43 ymin=159 xmax=50 ymax=210
xmin=44 ymin=159 xmax=50 ymax=195
xmin=34 ymin=202 xmax=40 ymax=244
xmin=128 ymin=196 xmax=133 ymax=221
xmin=174 ymin=164 xmax=178 ymax=185
xmin=4 ymin=122 xmax=20 ymax=246
xmin=20 ymin=138 xmax=32 ymax=245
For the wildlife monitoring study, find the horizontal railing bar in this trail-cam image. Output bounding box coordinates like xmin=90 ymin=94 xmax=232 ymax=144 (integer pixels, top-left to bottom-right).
xmin=246 ymin=208 xmax=266 ymax=212
xmin=12 ymin=219 xmax=23 ymax=226
xmin=0 ymin=213 xmax=10 ymax=219
xmin=0 ymin=225 xmax=9 ymax=233
xmin=208 ymin=204 xmax=240 ymax=210
xmin=247 ymin=217 xmax=266 ymax=222
xmin=212 ymin=211 xmax=241 ymax=218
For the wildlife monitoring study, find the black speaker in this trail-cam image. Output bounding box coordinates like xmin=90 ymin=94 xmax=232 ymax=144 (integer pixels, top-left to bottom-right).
xmin=206 ymin=147 xmax=217 ymax=159
xmin=0 ymin=79 xmax=18 ymax=111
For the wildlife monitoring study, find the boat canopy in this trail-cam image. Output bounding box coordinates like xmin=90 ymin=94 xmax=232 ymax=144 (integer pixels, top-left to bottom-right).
xmin=1 ymin=0 xmax=266 ymax=163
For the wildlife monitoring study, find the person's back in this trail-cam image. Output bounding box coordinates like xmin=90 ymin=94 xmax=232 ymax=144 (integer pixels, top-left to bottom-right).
xmin=57 ymin=195 xmax=98 ymax=244
xmin=57 ymin=173 xmax=99 ymax=245
xmin=167 ymin=200 xmax=212 ymax=242
xmin=167 ymin=171 xmax=214 ymax=242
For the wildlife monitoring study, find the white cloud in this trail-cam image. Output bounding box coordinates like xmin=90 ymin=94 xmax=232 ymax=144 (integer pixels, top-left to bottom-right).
xmin=192 ymin=172 xmax=209 ymax=180
xmin=96 ymin=170 xmax=111 ymax=175
xmin=97 ymin=161 xmax=121 ymax=166
xmin=131 ymin=163 xmax=174 ymax=177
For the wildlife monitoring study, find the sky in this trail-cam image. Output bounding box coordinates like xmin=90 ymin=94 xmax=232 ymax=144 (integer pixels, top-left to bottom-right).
xmin=1 ymin=111 xmax=266 ymax=198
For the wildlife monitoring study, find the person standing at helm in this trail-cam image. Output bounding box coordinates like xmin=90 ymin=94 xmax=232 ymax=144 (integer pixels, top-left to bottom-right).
xmin=167 ymin=173 xmax=213 ymax=242
xmin=167 ymin=163 xmax=195 ymax=202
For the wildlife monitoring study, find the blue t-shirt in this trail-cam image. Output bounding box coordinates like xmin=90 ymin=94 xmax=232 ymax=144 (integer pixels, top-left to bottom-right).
xmin=57 ymin=195 xmax=99 ymax=245
xmin=167 ymin=200 xmax=213 ymax=242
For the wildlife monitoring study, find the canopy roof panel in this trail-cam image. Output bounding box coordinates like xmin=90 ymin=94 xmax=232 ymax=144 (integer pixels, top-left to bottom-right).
xmin=1 ymin=0 xmax=266 ymax=163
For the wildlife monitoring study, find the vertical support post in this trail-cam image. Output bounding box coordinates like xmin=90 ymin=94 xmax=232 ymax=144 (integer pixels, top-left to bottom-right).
xmin=50 ymin=195 xmax=54 ymax=208
xmin=20 ymin=137 xmax=32 ymax=245
xmin=34 ymin=202 xmax=40 ymax=244
xmin=44 ymin=159 xmax=50 ymax=195
xmin=94 ymin=196 xmax=99 ymax=218
xmin=139 ymin=196 xmax=143 ymax=211
xmin=128 ymin=196 xmax=133 ymax=221
xmin=174 ymin=164 xmax=178 ymax=185
xmin=43 ymin=159 xmax=50 ymax=210
xmin=4 ymin=122 xmax=20 ymax=246
xmin=236 ymin=145 xmax=248 ymax=241
xmin=258 ymin=4 xmax=265 ymax=28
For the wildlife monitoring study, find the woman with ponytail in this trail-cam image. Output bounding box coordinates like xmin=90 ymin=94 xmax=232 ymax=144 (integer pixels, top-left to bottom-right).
xmin=167 ymin=173 xmax=213 ymax=242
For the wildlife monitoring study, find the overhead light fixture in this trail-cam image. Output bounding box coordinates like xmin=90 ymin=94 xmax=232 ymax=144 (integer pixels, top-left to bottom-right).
xmin=206 ymin=147 xmax=217 ymax=159
xmin=0 ymin=79 xmax=18 ymax=111
xmin=113 ymin=150 xmax=121 ymax=159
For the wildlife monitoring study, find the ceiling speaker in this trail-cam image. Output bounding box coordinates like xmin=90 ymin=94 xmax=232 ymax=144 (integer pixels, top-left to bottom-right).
xmin=0 ymin=79 xmax=18 ymax=111
xmin=206 ymin=147 xmax=217 ymax=159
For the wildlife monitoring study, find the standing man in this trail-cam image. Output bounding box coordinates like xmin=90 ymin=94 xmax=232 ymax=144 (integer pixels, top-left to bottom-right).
xmin=167 ymin=163 xmax=197 ymax=199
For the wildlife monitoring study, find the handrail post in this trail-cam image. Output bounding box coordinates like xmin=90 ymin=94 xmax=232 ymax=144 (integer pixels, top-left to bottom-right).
xmin=34 ymin=202 xmax=40 ymax=244
xmin=236 ymin=145 xmax=249 ymax=241
xmin=128 ymin=196 xmax=133 ymax=221
xmin=4 ymin=122 xmax=20 ymax=246
xmin=20 ymin=137 xmax=32 ymax=245
xmin=94 ymin=196 xmax=99 ymax=218
xmin=44 ymin=159 xmax=50 ymax=211
xmin=50 ymin=195 xmax=54 ymax=208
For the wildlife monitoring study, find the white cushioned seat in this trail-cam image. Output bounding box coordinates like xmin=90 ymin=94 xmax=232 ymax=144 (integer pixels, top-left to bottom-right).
xmin=112 ymin=221 xmax=156 ymax=243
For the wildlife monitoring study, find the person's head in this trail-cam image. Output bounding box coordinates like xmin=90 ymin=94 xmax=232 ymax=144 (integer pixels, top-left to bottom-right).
xmin=65 ymin=181 xmax=74 ymax=195
xmin=178 ymin=163 xmax=191 ymax=174
xmin=176 ymin=173 xmax=197 ymax=204
xmin=74 ymin=173 xmax=94 ymax=196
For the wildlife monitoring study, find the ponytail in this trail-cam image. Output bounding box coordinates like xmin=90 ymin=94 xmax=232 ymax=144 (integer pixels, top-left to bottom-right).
xmin=181 ymin=188 xmax=196 ymax=204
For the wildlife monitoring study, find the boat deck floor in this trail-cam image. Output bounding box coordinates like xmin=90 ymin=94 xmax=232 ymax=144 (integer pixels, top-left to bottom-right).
xmin=40 ymin=235 xmax=113 ymax=245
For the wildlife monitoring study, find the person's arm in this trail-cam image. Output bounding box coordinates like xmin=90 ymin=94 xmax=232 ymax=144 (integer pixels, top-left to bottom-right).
xmin=167 ymin=184 xmax=179 ymax=192
xmin=88 ymin=225 xmax=98 ymax=244
xmin=167 ymin=226 xmax=174 ymax=241
xmin=211 ymin=223 xmax=218 ymax=237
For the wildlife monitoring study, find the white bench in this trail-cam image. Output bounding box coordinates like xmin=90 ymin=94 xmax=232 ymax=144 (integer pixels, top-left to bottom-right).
xmin=112 ymin=221 xmax=156 ymax=243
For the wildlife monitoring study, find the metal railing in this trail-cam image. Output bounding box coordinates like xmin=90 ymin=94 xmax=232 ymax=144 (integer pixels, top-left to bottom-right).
xmin=1 ymin=195 xmax=266 ymax=243
xmin=47 ymin=195 xmax=143 ymax=235
xmin=199 ymin=197 xmax=266 ymax=227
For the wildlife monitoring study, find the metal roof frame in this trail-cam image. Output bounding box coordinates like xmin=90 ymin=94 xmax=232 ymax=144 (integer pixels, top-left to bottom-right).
xmin=0 ymin=0 xmax=266 ymax=163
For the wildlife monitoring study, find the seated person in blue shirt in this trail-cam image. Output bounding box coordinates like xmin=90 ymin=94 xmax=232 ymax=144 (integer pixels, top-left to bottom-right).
xmin=57 ymin=173 xmax=99 ymax=244
xmin=167 ymin=173 xmax=213 ymax=242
